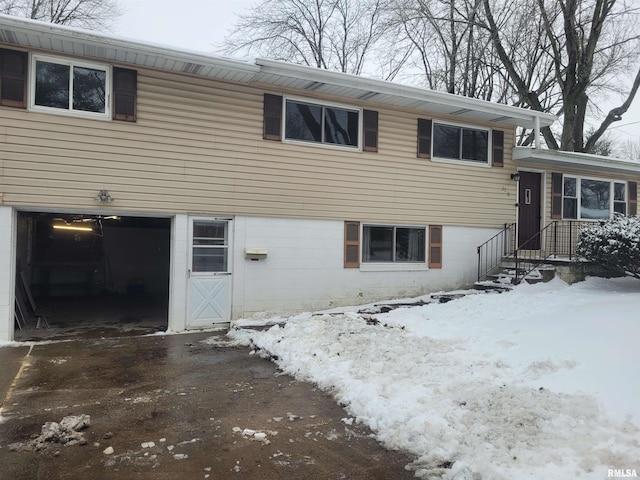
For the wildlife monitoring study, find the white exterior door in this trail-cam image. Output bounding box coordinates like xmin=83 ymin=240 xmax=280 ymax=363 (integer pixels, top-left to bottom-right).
xmin=187 ymin=218 xmax=232 ymax=328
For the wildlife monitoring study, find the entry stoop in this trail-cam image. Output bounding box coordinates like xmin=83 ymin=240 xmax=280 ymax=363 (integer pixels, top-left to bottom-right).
xmin=475 ymin=259 xmax=557 ymax=289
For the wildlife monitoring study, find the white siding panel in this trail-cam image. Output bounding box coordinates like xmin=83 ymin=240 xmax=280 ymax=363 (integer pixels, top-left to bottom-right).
xmin=232 ymin=217 xmax=499 ymax=317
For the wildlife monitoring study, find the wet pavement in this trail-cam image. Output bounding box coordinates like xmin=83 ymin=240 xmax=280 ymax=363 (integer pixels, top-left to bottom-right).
xmin=0 ymin=332 xmax=417 ymax=479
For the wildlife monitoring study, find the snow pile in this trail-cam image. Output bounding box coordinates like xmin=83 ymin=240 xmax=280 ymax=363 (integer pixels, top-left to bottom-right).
xmin=229 ymin=277 xmax=640 ymax=479
xmin=9 ymin=414 xmax=91 ymax=451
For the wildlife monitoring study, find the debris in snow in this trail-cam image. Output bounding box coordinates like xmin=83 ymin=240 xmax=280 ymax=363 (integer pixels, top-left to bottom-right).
xmin=103 ymin=446 xmax=114 ymax=455
xmin=9 ymin=414 xmax=91 ymax=451
xmin=233 ymin=427 xmax=276 ymax=444
xmin=177 ymin=438 xmax=201 ymax=445
xmin=341 ymin=417 xmax=354 ymax=425
xmin=232 ymin=461 xmax=241 ymax=472
xmin=159 ymin=437 xmax=166 ymax=443
xmin=141 ymin=441 xmax=156 ymax=448
xmin=286 ymin=412 xmax=300 ymax=421
xmin=167 ymin=445 xmax=174 ymax=451
xmin=173 ymin=453 xmax=188 ymax=460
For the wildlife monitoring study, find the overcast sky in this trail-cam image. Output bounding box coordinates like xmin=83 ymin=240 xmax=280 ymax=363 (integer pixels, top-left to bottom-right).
xmin=115 ymin=0 xmax=254 ymax=53
xmin=113 ymin=0 xmax=639 ymax=147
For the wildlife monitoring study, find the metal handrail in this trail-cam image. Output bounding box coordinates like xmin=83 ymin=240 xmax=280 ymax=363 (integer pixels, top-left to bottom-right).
xmin=513 ymin=220 xmax=591 ymax=284
xmin=477 ymin=223 xmax=515 ymax=281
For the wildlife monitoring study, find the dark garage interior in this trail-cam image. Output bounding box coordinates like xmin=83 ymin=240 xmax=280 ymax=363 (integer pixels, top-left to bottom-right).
xmin=14 ymin=212 xmax=171 ymax=341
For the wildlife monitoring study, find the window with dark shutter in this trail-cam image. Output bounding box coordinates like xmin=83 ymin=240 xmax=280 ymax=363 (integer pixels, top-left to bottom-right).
xmin=263 ymin=94 xmax=283 ymax=141
xmin=113 ymin=67 xmax=137 ymax=122
xmin=362 ymin=109 xmax=378 ymax=152
xmin=629 ymin=181 xmax=638 ymax=217
xmin=551 ymin=173 xmax=563 ymax=219
xmin=417 ymin=118 xmax=432 ymax=159
xmin=344 ymin=221 xmax=360 ymax=268
xmin=428 ymin=225 xmax=442 ymax=268
xmin=0 ymin=48 xmax=27 ymax=108
xmin=492 ymin=130 xmax=504 ymax=167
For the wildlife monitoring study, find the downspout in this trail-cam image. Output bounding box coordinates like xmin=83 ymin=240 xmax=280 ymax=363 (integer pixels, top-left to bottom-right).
xmin=534 ymin=115 xmax=541 ymax=149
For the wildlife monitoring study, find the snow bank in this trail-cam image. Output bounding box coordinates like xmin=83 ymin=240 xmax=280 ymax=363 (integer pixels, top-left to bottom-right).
xmin=229 ymin=277 xmax=640 ymax=479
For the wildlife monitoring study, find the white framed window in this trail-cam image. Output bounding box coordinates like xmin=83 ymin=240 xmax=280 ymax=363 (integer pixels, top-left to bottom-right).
xmin=191 ymin=220 xmax=229 ymax=273
xmin=362 ymin=225 xmax=426 ymax=263
xmin=432 ymin=121 xmax=490 ymax=165
xmin=562 ymin=176 xmax=626 ymax=220
xmin=284 ymin=97 xmax=361 ymax=149
xmin=30 ymin=54 xmax=111 ymax=119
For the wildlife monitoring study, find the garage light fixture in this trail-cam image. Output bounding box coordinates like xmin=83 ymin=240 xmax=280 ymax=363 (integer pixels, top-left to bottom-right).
xmin=53 ymin=224 xmax=93 ymax=232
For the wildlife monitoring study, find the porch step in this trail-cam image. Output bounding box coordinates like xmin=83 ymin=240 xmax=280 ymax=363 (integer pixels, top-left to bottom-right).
xmin=477 ymin=262 xmax=556 ymax=288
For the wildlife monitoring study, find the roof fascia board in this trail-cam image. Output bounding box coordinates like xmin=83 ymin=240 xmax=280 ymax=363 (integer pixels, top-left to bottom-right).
xmin=255 ymin=58 xmax=557 ymax=128
xmin=513 ymin=147 xmax=640 ymax=175
xmin=0 ymin=14 xmax=259 ymax=77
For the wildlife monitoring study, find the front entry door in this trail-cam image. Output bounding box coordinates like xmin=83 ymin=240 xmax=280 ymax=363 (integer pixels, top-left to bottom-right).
xmin=187 ymin=218 xmax=231 ymax=327
xmin=518 ymin=172 xmax=542 ymax=249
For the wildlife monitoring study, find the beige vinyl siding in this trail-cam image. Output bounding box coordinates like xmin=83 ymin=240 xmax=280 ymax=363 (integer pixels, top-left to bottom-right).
xmin=542 ymin=167 xmax=639 ymax=225
xmin=0 ymin=64 xmax=518 ymax=228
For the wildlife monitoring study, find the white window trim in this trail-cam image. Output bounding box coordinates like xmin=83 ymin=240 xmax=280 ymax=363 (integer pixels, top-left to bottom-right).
xmin=29 ymin=53 xmax=112 ymax=121
xmin=360 ymin=223 xmax=428 ymax=268
xmin=282 ymin=95 xmax=363 ymax=152
xmin=431 ymin=120 xmax=492 ymax=167
xmin=562 ymin=175 xmax=627 ymax=220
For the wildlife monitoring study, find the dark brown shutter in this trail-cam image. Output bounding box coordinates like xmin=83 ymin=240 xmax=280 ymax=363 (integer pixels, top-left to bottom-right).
xmin=113 ymin=67 xmax=137 ymax=122
xmin=362 ymin=109 xmax=378 ymax=152
xmin=417 ymin=118 xmax=432 ymax=159
xmin=263 ymin=94 xmax=283 ymax=141
xmin=492 ymin=130 xmax=504 ymax=167
xmin=551 ymin=173 xmax=563 ymax=219
xmin=629 ymin=181 xmax=637 ymax=217
xmin=344 ymin=221 xmax=360 ymax=268
xmin=428 ymin=225 xmax=442 ymax=269
xmin=0 ymin=48 xmax=27 ymax=108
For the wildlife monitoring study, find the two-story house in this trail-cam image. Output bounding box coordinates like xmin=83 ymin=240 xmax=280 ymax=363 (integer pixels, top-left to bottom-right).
xmin=1 ymin=15 xmax=638 ymax=341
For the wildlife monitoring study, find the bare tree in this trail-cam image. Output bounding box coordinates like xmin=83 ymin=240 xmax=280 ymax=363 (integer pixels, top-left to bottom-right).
xmin=0 ymin=0 xmax=122 ymax=30
xmin=391 ymin=0 xmax=509 ymax=101
xmin=617 ymin=138 xmax=640 ymax=161
xmin=482 ymin=0 xmax=640 ymax=152
xmin=220 ymin=0 xmax=395 ymax=76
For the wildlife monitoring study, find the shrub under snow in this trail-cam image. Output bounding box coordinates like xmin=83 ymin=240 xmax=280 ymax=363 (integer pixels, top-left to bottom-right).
xmin=577 ymin=215 xmax=640 ymax=279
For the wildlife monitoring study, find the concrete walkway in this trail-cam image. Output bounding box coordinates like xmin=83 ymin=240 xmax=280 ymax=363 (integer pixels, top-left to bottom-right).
xmin=0 ymin=332 xmax=416 ymax=479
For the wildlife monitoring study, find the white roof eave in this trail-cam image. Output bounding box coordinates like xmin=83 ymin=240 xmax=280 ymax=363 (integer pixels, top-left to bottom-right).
xmin=0 ymin=14 xmax=557 ymax=130
xmin=513 ymin=147 xmax=640 ymax=175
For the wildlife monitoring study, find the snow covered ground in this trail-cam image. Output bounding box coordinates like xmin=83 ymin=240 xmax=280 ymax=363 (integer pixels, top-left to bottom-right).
xmin=229 ymin=277 xmax=640 ymax=479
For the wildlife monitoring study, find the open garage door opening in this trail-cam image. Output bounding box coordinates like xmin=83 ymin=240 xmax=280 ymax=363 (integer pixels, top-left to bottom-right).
xmin=14 ymin=212 xmax=171 ymax=341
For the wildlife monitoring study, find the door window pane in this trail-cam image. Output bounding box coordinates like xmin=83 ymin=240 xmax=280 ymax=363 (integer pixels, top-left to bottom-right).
xmin=35 ymin=60 xmax=70 ymax=109
xmin=192 ymin=247 xmax=227 ymax=272
xmin=581 ymin=179 xmax=610 ymax=219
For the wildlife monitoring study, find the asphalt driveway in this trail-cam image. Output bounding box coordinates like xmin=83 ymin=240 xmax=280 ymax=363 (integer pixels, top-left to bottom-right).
xmin=0 ymin=332 xmax=416 ymax=479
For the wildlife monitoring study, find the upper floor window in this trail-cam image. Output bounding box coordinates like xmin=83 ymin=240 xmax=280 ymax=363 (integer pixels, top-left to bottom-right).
xmin=285 ymin=98 xmax=360 ymax=148
xmin=562 ymin=176 xmax=626 ymax=219
xmin=432 ymin=122 xmax=489 ymax=164
xmin=31 ymin=54 xmax=110 ymax=119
